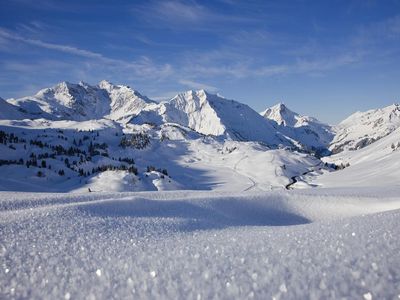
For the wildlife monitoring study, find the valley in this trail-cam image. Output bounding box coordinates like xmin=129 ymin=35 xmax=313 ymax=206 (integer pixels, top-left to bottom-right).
xmin=2 ymin=80 xmax=398 ymax=192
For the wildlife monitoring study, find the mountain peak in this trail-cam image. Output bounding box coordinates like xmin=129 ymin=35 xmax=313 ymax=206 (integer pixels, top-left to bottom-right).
xmin=55 ymin=81 xmax=74 ymax=90
xmin=98 ymin=80 xmax=114 ymax=90
xmin=184 ymin=89 xmax=208 ymax=97
xmin=275 ymin=102 xmax=287 ymax=110
xmin=261 ymin=102 xmax=298 ymax=127
xmin=78 ymin=81 xmax=90 ymax=87
xmin=260 ymin=102 xmax=334 ymax=153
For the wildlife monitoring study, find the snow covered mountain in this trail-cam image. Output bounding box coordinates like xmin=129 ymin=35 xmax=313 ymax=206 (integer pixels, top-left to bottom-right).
xmin=3 ymin=81 xmax=397 ymax=154
xmin=6 ymin=81 xmax=155 ymax=122
xmin=261 ymin=102 xmax=302 ymax=127
xmin=261 ymin=103 xmax=334 ymax=155
xmin=134 ymin=90 xmax=290 ymax=146
xmin=0 ymin=81 xmax=323 ymax=193
xmin=1 ymin=79 xmax=399 ymax=193
xmin=308 ymin=126 xmax=400 ymax=188
xmin=329 ymin=103 xmax=400 ymax=153
xmin=4 ymin=82 xmax=293 ymax=147
xmin=98 ymin=80 xmax=156 ymax=122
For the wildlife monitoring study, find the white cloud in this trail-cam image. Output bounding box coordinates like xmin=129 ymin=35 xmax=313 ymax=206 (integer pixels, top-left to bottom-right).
xmin=0 ymin=28 xmax=105 ymax=59
xmin=0 ymin=28 xmax=174 ymax=81
xmin=132 ymin=0 xmax=255 ymax=29
xmin=154 ymin=1 xmax=205 ymax=23
xmin=178 ymin=79 xmax=218 ymax=92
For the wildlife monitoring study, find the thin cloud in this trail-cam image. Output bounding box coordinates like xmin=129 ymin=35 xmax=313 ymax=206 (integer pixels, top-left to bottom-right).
xmin=0 ymin=28 xmax=174 ymax=80
xmin=154 ymin=1 xmax=206 ymax=23
xmin=367 ymin=14 xmax=400 ymax=39
xmin=0 ymin=28 xmax=105 ymax=59
xmin=132 ymin=0 xmax=256 ymax=28
xmin=179 ymin=79 xmax=218 ymax=92
xmin=182 ymin=52 xmax=361 ymax=79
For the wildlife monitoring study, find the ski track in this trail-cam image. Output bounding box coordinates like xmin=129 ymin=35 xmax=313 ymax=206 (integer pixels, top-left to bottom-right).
xmin=232 ymin=155 xmax=258 ymax=192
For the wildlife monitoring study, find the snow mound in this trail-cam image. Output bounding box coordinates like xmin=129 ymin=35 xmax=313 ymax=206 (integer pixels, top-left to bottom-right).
xmin=1 ymin=188 xmax=400 ymax=299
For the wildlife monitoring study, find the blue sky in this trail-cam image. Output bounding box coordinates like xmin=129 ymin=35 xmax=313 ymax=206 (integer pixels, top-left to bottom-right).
xmin=0 ymin=0 xmax=400 ymax=123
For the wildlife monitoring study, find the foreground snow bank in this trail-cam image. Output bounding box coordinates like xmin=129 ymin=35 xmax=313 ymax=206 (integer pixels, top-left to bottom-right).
xmin=1 ymin=188 xmax=400 ymax=299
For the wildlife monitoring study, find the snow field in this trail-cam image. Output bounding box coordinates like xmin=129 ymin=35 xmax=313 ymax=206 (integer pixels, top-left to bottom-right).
xmin=1 ymin=188 xmax=400 ymax=299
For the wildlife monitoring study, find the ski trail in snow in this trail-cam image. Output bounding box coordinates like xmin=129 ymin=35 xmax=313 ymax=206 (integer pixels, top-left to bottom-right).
xmin=233 ymin=155 xmax=258 ymax=191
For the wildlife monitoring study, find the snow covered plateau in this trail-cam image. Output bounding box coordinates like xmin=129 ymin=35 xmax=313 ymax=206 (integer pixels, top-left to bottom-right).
xmin=1 ymin=81 xmax=399 ymax=299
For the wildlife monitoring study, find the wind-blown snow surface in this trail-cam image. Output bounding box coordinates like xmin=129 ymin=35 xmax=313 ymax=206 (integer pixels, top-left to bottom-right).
xmin=1 ymin=189 xmax=400 ymax=299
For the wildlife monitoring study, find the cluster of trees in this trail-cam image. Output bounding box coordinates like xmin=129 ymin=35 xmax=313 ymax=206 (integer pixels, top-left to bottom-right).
xmin=118 ymin=157 xmax=135 ymax=164
xmin=391 ymin=142 xmax=400 ymax=151
xmin=0 ymin=158 xmax=24 ymax=166
xmin=0 ymin=129 xmax=156 ymax=180
xmin=325 ymin=162 xmax=350 ymax=170
xmin=0 ymin=131 xmax=26 ymax=145
xmin=51 ymin=144 xmax=86 ymax=156
xmin=88 ymin=141 xmax=108 ymax=157
xmin=76 ymin=164 xmax=138 ymax=177
xmin=120 ymin=133 xmax=150 ymax=149
xmin=26 ymin=153 xmax=52 ymax=170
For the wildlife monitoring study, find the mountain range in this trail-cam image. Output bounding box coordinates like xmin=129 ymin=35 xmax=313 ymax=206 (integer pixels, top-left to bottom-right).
xmin=0 ymin=80 xmax=399 ymax=192
xmin=4 ymin=80 xmax=399 ymax=154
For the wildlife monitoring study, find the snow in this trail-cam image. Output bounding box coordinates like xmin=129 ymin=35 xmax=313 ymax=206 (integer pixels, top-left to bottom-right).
xmin=1 ymin=188 xmax=400 ymax=299
xmin=98 ymin=80 xmax=156 ymax=123
xmin=330 ymin=103 xmax=400 ymax=153
xmin=0 ymin=97 xmax=24 ymax=120
xmin=306 ymin=127 xmax=400 ymax=188
xmin=0 ymin=121 xmax=319 ymax=193
xmin=134 ymin=90 xmax=291 ymax=146
xmin=261 ymin=102 xmax=302 ymax=127
xmin=261 ymin=102 xmax=334 ymax=153
xmin=1 ymin=80 xmax=400 ymax=298
xmin=6 ymin=81 xmax=155 ymax=123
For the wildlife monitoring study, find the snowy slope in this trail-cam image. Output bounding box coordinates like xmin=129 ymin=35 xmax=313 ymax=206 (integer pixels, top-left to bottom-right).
xmin=306 ymin=127 xmax=400 ymax=188
xmin=1 ymin=81 xmax=399 ymax=193
xmin=6 ymin=81 xmax=154 ymax=122
xmin=98 ymin=80 xmax=156 ymax=123
xmin=261 ymin=103 xmax=334 ymax=154
xmin=1 ymin=188 xmax=400 ymax=299
xmin=330 ymin=103 xmax=400 ymax=153
xmin=0 ymin=97 xmax=24 ymax=120
xmin=0 ymin=121 xmax=319 ymax=193
xmin=134 ymin=90 xmax=290 ymax=146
